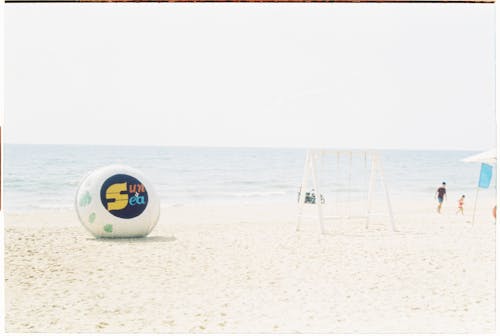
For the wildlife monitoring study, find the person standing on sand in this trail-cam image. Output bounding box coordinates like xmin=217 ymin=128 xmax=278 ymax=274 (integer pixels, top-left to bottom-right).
xmin=456 ymin=195 xmax=465 ymax=215
xmin=435 ymin=182 xmax=447 ymax=214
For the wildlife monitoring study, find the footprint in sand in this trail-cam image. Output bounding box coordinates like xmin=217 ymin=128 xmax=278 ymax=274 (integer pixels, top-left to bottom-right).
xmin=96 ymin=321 xmax=109 ymax=329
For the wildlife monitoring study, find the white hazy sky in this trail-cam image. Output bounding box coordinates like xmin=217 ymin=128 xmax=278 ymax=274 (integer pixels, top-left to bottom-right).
xmin=4 ymin=4 xmax=496 ymax=150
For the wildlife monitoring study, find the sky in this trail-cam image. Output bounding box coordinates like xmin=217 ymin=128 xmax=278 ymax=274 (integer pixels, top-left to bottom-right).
xmin=4 ymin=3 xmax=496 ymax=150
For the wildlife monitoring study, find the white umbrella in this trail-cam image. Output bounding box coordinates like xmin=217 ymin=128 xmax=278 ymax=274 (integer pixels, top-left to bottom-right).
xmin=462 ymin=148 xmax=497 ymax=165
xmin=461 ymin=148 xmax=496 ymax=224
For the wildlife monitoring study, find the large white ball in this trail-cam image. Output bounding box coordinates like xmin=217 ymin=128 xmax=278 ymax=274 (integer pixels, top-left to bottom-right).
xmin=75 ymin=165 xmax=160 ymax=238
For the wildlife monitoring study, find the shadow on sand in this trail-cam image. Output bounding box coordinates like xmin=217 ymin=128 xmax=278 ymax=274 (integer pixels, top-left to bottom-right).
xmin=86 ymin=236 xmax=177 ymax=243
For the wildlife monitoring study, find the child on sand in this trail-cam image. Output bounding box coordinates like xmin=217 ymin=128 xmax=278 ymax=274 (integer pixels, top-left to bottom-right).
xmin=456 ymin=195 xmax=465 ymax=215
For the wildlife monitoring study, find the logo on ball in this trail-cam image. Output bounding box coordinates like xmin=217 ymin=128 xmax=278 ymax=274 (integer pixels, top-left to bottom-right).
xmin=100 ymin=174 xmax=149 ymax=219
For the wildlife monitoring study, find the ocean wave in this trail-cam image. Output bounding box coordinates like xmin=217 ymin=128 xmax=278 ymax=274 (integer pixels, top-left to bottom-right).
xmin=31 ymin=203 xmax=75 ymax=210
xmin=4 ymin=202 xmax=75 ymax=212
xmin=215 ymin=191 xmax=288 ymax=197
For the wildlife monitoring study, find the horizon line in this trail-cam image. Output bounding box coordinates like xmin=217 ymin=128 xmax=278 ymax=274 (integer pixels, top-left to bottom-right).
xmin=2 ymin=142 xmax=494 ymax=152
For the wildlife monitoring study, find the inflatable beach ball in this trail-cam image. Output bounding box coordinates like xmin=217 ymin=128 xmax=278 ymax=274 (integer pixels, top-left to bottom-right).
xmin=75 ymin=165 xmax=160 ymax=238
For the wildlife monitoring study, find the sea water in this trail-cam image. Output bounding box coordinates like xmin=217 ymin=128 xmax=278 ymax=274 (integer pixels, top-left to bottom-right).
xmin=2 ymin=144 xmax=496 ymax=212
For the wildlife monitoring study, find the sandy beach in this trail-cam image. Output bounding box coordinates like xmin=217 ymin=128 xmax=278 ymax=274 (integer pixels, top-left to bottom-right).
xmin=4 ymin=200 xmax=496 ymax=333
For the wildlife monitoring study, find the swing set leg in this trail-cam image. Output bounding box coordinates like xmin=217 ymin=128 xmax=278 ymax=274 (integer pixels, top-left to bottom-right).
xmin=297 ymin=151 xmax=311 ymax=231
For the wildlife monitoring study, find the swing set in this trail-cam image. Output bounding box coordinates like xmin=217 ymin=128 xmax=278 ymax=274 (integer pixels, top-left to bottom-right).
xmin=297 ymin=149 xmax=396 ymax=234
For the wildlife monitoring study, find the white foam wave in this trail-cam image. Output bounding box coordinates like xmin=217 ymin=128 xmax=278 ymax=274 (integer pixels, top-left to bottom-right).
xmin=217 ymin=191 xmax=288 ymax=197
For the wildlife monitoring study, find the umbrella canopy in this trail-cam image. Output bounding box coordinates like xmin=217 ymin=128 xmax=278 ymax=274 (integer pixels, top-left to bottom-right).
xmin=462 ymin=148 xmax=497 ymax=165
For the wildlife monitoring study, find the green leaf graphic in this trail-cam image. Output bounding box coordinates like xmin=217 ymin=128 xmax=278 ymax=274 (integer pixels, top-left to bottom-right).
xmin=79 ymin=191 xmax=92 ymax=207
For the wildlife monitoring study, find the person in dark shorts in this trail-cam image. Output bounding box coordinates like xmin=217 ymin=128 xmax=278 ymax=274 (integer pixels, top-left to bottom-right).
xmin=435 ymin=182 xmax=447 ymax=213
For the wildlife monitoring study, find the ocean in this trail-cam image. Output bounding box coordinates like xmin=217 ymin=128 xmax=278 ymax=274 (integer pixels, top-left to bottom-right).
xmin=2 ymin=144 xmax=496 ymax=212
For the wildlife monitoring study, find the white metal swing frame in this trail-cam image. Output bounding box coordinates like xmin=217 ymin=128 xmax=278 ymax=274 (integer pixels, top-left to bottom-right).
xmin=296 ymin=149 xmax=396 ymax=234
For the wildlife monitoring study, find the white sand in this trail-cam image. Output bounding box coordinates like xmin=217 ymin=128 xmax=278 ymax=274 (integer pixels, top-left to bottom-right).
xmin=4 ymin=200 xmax=496 ymax=333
